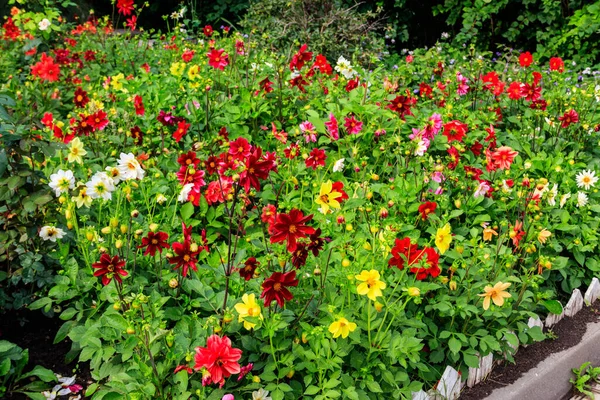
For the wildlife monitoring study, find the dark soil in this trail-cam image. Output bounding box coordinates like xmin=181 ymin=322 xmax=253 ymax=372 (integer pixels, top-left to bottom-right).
xmin=0 ymin=309 xmax=92 ymax=399
xmin=460 ymin=302 xmax=600 ymax=400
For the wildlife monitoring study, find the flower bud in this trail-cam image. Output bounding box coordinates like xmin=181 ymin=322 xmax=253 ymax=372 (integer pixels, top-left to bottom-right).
xmin=86 ymin=231 xmax=94 ymax=241
xmin=374 ymin=302 xmax=383 ymax=312
xmin=120 ymin=224 xmax=128 ymax=234
xmin=407 ymin=287 xmax=420 ymax=297
xmin=336 ymin=215 xmax=345 ymax=224
xmin=115 ymin=239 xmax=123 ymax=249
xmin=110 ymin=217 xmax=119 ymax=228
xmin=149 ymin=223 xmax=159 ymax=232
xmin=379 ymin=208 xmax=388 ymax=219
xmin=135 ymin=229 xmax=143 ymax=236
xmin=190 ymin=243 xmax=199 ymax=252
xmin=169 ymin=278 xmax=179 ymax=288
xmin=449 ymin=281 xmax=457 ymax=291
xmin=101 ymin=226 xmax=111 ymax=234
xmin=131 ymin=209 xmax=139 ymax=218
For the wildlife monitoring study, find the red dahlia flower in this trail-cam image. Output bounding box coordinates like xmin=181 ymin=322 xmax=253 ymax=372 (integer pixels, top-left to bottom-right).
xmin=92 ymin=254 xmax=128 ymax=286
xmin=520 ymin=83 xmax=541 ymax=102
xmin=388 ymin=237 xmax=423 ymax=269
xmin=169 ymin=240 xmax=199 ymax=277
xmin=73 ymin=87 xmax=89 ymax=108
xmin=410 ymin=247 xmax=441 ymax=280
xmin=239 ymin=257 xmax=259 ymax=281
xmin=387 ymin=95 xmax=416 ymax=119
xmin=442 ymin=120 xmax=468 ymax=143
xmin=88 ymin=110 xmax=109 ymax=131
xmin=126 ymin=15 xmax=137 ymax=31
xmin=203 ymin=25 xmax=213 ymax=37
xmin=418 ymin=201 xmax=437 ymax=220
xmin=261 ymin=204 xmax=277 ymax=226
xmin=138 ymin=231 xmax=170 ymax=256
xmin=507 ymin=82 xmax=523 ymax=100
xmin=344 ymin=115 xmax=363 ymax=135
xmin=194 ymin=335 xmax=242 ymax=385
xmin=239 ymin=147 xmax=273 ymax=193
xmin=207 ymin=49 xmax=229 ymax=70
xmin=31 ymin=53 xmax=61 ymax=82
xmin=261 ymin=270 xmax=299 ymax=307
xmin=558 ymin=109 xmax=579 ymax=128
xmin=549 ymin=57 xmax=564 ymax=72
xmin=324 ymin=113 xmax=339 ymax=140
xmin=270 ymin=209 xmax=315 ymax=252
xmin=290 ymin=74 xmax=309 ymax=92
xmin=284 ymin=143 xmax=300 ymax=159
xmin=519 ymin=51 xmax=533 ymax=67
xmin=3 ymin=18 xmax=20 ymax=41
xmin=173 ymin=120 xmax=191 ymax=142
xmin=312 ymin=54 xmax=332 ymax=75
xmin=133 ymin=95 xmax=145 ymax=115
xmin=229 ymin=137 xmax=251 ymax=160
xmin=177 ymin=151 xmax=199 ymax=169
xmin=491 ymin=146 xmax=518 ymax=170
xmin=117 ymin=0 xmax=134 ymax=16
xmin=259 ymin=77 xmax=274 ymax=93
xmin=305 ymin=148 xmax=326 ymax=170
xmin=130 ymin=126 xmax=143 ymax=145
xmin=289 ymin=44 xmax=313 ymax=71
xmin=182 ymin=49 xmax=195 ymax=62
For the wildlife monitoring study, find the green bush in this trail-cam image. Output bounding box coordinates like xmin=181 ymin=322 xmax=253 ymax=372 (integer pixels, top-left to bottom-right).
xmin=240 ymin=0 xmax=389 ymax=65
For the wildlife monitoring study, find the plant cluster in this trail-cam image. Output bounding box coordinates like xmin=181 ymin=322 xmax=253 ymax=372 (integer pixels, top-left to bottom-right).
xmin=2 ymin=1 xmax=600 ymax=399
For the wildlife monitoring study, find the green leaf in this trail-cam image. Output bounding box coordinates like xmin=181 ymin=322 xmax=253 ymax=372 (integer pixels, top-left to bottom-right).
xmin=102 ymin=313 xmax=128 ymax=332
xmin=528 ymin=326 xmax=546 ymax=342
xmin=19 ymin=366 xmax=57 ymax=383
xmin=23 ymin=393 xmax=47 ymax=400
xmin=0 ymin=357 xmax=10 ymax=376
xmin=448 ymin=337 xmax=462 ymax=354
xmin=180 ymin=202 xmax=194 ymax=222
xmin=85 ymin=383 xmax=99 ymax=396
xmin=543 ymin=300 xmax=563 ymax=315
xmin=463 ymin=353 xmax=480 ymax=368
xmin=59 ymin=307 xmax=78 ymax=321
xmin=0 ymin=340 xmax=17 ymax=353
xmin=365 ymin=380 xmax=383 ymax=393
xmin=304 ymin=385 xmax=320 ymax=395
xmin=54 ymin=321 xmax=76 ymax=344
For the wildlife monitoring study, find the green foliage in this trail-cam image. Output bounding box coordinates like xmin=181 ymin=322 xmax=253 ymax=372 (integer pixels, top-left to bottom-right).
xmin=0 ymin=340 xmax=57 ymax=398
xmin=571 ymin=362 xmax=600 ymax=398
xmin=0 ymin=92 xmax=61 ymax=311
xmin=432 ymin=0 xmax=600 ymax=65
xmin=240 ymin=0 xmax=389 ymax=65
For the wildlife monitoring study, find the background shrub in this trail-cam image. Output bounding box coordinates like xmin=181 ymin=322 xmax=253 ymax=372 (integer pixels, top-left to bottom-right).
xmin=240 ymin=0 xmax=388 ymax=65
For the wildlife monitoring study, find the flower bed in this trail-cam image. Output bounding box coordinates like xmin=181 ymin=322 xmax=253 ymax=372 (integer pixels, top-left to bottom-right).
xmin=2 ymin=3 xmax=600 ymax=399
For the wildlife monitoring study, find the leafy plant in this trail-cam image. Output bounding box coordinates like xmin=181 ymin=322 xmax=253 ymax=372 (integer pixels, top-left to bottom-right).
xmin=0 ymin=340 xmax=58 ymax=399
xmin=240 ymin=0 xmax=388 ymax=66
xmin=571 ymin=362 xmax=600 ymax=398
